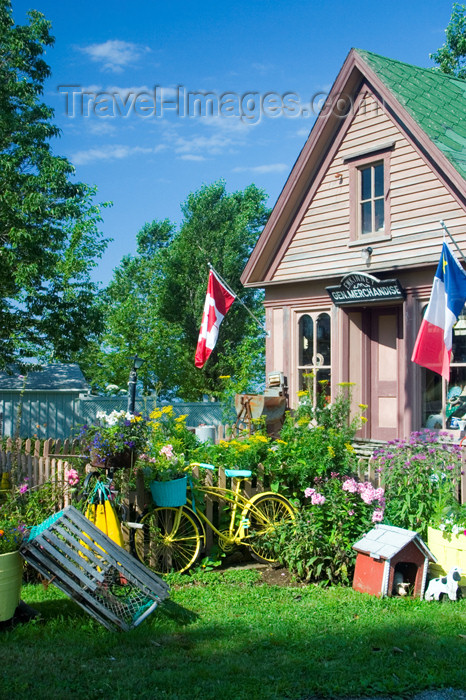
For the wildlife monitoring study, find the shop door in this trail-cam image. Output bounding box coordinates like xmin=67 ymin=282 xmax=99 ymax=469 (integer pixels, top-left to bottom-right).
xmin=346 ymin=306 xmax=402 ymax=440
xmin=369 ymin=308 xmax=401 ymax=441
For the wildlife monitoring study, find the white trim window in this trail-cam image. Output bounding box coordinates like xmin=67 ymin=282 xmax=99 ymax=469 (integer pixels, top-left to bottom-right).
xmin=359 ymin=161 xmax=385 ymax=235
xmin=297 ymin=312 xmax=331 ymax=404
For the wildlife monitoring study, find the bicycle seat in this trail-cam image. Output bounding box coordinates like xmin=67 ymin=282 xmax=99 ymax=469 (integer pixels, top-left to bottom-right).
xmin=224 ymin=469 xmax=252 ymax=479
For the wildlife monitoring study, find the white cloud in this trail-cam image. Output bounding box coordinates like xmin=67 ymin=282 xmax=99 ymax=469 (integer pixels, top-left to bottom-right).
xmin=251 ymin=61 xmax=274 ymax=75
xmin=179 ymin=154 xmax=207 ymax=162
xmin=72 ymin=144 xmax=163 ymax=165
xmin=78 ymin=40 xmax=151 ymax=73
xmin=295 ymin=127 xmax=309 ymax=138
xmin=87 ymin=120 xmax=118 ymax=135
xmin=232 ymin=163 xmax=289 ymax=174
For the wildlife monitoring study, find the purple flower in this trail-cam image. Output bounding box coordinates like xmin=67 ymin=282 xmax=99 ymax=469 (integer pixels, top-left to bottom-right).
xmin=19 ymin=482 xmax=28 ymax=494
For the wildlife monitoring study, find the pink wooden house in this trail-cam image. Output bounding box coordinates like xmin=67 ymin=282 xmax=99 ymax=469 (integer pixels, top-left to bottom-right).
xmin=241 ymin=49 xmax=466 ymax=441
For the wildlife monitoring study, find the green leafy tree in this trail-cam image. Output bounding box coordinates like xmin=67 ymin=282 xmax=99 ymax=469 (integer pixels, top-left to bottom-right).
xmin=0 ymin=1 xmax=109 ymax=368
xmin=81 ymin=220 xmax=179 ymax=397
xmin=86 ymin=182 xmax=269 ymax=400
xmin=156 ymin=181 xmax=269 ymax=400
xmin=431 ymin=3 xmax=466 ymax=78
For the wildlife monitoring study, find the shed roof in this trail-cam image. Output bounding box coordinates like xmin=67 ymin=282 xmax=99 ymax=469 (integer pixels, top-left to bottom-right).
xmin=356 ymin=49 xmax=466 ymax=180
xmin=0 ymin=363 xmax=89 ymax=392
xmin=353 ymin=524 xmax=436 ymax=562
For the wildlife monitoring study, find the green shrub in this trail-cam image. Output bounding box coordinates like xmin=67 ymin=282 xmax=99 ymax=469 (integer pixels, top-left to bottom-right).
xmin=374 ymin=429 xmax=462 ymax=538
xmin=263 ymin=381 xmax=364 ymax=500
xmin=261 ymin=473 xmax=385 ymax=584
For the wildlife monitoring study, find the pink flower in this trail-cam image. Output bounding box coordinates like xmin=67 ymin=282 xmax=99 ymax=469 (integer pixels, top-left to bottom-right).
xmin=304 ymin=487 xmax=316 ymax=498
xmin=311 ymin=492 xmax=326 ymax=505
xmin=348 ymin=509 xmax=355 ymax=516
xmin=358 ymin=482 xmax=377 ymax=504
xmin=19 ymin=482 xmax=28 ymax=494
xmin=159 ymin=444 xmax=174 ymax=459
xmin=66 ymin=468 xmax=79 ymax=486
xmin=372 ymin=508 xmax=384 ymax=523
xmin=342 ymin=478 xmax=358 ymax=493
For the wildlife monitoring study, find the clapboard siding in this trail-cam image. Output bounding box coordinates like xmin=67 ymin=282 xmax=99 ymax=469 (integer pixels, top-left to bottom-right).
xmin=272 ymin=92 xmax=466 ymax=282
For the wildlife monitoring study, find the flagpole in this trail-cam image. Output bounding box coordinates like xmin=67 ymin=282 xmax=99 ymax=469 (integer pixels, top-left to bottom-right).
xmin=440 ymin=220 xmax=466 ymax=265
xmin=208 ymin=262 xmax=269 ymax=335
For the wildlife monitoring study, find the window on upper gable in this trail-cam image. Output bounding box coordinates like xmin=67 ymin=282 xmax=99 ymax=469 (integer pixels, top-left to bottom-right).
xmin=345 ymin=142 xmax=394 ymax=245
xmin=359 ymin=162 xmax=384 ymax=235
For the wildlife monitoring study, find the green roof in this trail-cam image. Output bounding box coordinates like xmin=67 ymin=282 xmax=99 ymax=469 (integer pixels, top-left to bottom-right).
xmin=356 ymin=49 xmax=466 ymax=180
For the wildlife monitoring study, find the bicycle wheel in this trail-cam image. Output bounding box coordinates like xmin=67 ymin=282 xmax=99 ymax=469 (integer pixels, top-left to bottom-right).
xmin=133 ymin=506 xmax=204 ymax=574
xmin=243 ymin=493 xmax=295 ymax=564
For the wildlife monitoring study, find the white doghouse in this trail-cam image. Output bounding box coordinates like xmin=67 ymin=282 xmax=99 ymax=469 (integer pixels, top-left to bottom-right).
xmin=424 ymin=566 xmax=462 ymax=601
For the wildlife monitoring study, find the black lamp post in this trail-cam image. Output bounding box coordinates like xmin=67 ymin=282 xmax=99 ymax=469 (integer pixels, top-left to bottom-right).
xmin=127 ymin=354 xmax=144 ymax=414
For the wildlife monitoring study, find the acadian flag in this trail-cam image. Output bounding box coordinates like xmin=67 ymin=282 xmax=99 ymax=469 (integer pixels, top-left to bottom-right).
xmin=195 ymin=269 xmax=236 ymax=368
xmin=412 ymin=241 xmax=466 ymax=380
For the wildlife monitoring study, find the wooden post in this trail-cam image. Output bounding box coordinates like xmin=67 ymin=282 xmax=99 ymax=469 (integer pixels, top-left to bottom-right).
xmin=135 ymin=470 xmax=147 ymax=515
xmin=204 ymin=467 xmax=214 ymax=551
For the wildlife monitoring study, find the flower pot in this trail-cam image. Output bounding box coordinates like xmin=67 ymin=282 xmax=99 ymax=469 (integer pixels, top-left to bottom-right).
xmin=150 ymin=476 xmax=187 ymax=507
xmin=91 ymin=449 xmax=136 ymax=471
xmin=0 ymin=550 xmax=23 ymax=621
xmin=427 ymin=526 xmax=466 ymax=585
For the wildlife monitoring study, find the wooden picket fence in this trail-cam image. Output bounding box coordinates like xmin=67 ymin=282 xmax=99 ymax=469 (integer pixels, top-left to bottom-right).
xmin=0 ymin=438 xmax=266 ymax=552
xmin=0 ymin=437 xmax=84 ymax=510
xmin=1 ymin=436 xmax=464 ymax=534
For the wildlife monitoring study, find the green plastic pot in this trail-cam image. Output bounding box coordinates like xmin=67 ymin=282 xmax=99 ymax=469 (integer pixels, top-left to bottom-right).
xmin=0 ymin=550 xmax=23 ymax=621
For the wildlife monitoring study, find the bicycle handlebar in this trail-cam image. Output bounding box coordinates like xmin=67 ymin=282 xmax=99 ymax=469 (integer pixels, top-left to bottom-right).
xmin=188 ymin=462 xmax=215 ymax=471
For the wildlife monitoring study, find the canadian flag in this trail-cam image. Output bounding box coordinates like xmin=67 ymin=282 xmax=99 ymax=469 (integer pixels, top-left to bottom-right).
xmin=195 ymin=269 xmax=236 ymax=368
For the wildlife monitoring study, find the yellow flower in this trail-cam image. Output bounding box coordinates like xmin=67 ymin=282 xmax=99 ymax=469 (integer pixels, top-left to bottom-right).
xmin=338 ymin=382 xmax=356 ymax=387
xmin=297 ymin=417 xmax=309 ymax=426
xmin=276 ymin=439 xmax=288 ymax=445
xmin=131 ymin=415 xmax=143 ymax=423
xmin=358 ymin=403 xmax=368 ymax=411
xmin=175 ymin=414 xmax=188 ymax=423
xmin=150 ymin=409 xmax=162 ymax=420
xmin=302 ymin=372 xmax=315 ymax=379
xmin=327 ymin=445 xmax=335 ymax=457
xmin=251 ymin=434 xmax=268 ymax=443
xmin=360 ymin=416 xmax=368 ymax=423
xmin=162 ymin=405 xmax=174 ymax=414
xmin=219 ymin=375 xmax=231 ymax=379
xmin=297 ymin=390 xmax=308 ymax=397
xmin=345 ymin=442 xmax=355 ymax=453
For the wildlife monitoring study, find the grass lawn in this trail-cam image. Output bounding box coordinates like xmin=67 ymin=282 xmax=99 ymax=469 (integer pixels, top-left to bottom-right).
xmin=1 ymin=568 xmax=465 ymax=700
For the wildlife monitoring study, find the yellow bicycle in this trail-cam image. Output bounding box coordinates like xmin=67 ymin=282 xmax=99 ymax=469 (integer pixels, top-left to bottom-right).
xmin=132 ymin=462 xmax=295 ymax=574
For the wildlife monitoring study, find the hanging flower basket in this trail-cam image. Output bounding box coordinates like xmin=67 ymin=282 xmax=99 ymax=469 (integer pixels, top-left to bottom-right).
xmin=150 ymin=476 xmax=187 ymax=507
xmin=90 ymin=449 xmax=137 ymax=471
xmin=0 ymin=550 xmax=23 ymax=622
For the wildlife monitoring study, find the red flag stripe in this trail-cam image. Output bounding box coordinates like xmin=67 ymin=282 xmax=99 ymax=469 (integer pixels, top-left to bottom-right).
xmin=195 ymin=270 xmax=235 ymax=369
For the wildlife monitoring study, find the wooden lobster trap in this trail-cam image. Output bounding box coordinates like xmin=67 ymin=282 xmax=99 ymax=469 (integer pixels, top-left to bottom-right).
xmin=20 ymin=505 xmax=169 ymax=631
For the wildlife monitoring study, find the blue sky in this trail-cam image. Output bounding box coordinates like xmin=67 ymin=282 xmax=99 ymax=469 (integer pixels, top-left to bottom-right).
xmin=15 ymin=0 xmax=456 ymax=285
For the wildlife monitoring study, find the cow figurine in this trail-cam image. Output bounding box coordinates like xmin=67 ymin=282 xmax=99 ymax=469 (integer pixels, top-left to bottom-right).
xmin=424 ymin=567 xmax=462 ymax=601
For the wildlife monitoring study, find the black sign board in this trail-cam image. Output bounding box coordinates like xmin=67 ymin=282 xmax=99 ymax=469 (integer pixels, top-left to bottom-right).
xmin=326 ymin=272 xmax=405 ymax=306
